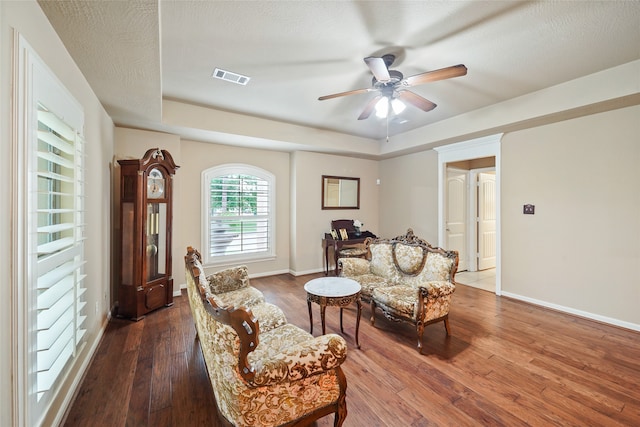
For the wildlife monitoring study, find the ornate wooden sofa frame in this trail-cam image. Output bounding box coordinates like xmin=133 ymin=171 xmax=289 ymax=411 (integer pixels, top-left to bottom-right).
xmin=338 ymin=229 xmax=459 ymax=352
xmin=184 ymin=247 xmax=348 ymax=426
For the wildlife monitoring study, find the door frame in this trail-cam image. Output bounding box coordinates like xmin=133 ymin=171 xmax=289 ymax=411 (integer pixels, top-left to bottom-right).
xmin=435 ymin=134 xmax=502 ymax=295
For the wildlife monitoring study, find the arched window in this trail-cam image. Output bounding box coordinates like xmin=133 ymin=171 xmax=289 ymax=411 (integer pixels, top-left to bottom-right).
xmin=202 ymin=164 xmax=275 ymax=265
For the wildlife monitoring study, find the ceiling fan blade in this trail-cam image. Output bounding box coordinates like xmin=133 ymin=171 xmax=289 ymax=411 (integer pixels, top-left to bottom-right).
xmin=397 ymin=91 xmax=437 ymax=112
xmin=364 ymin=57 xmax=391 ymax=82
xmin=404 ymin=64 xmax=467 ymax=86
xmin=358 ymin=95 xmax=383 ymax=120
xmin=318 ymin=87 xmax=372 ymax=101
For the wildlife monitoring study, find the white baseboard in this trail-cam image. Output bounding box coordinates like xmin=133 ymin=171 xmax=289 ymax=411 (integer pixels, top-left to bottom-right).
xmin=501 ymin=291 xmax=640 ymax=332
xmin=289 ymin=267 xmax=325 ymax=276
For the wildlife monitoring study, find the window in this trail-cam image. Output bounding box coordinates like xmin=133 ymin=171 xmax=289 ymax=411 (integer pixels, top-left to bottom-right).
xmin=14 ymin=36 xmax=86 ymax=425
xmin=202 ymin=164 xmax=275 ymax=265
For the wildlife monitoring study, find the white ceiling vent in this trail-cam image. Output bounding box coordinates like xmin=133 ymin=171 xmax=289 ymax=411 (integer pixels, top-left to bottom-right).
xmin=212 ymin=68 xmax=250 ymax=85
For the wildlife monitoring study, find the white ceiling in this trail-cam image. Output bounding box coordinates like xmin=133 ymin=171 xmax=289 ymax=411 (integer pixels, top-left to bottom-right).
xmin=39 ymin=0 xmax=640 ymax=152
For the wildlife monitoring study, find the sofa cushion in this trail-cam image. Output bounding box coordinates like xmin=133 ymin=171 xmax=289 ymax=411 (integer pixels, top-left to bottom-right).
xmin=395 ymin=253 xmax=456 ymax=289
xmin=349 ymin=274 xmax=392 ymax=299
xmin=249 ymin=324 xmax=313 ymax=362
xmin=207 ymin=265 xmax=251 ymax=293
xmin=249 ymin=302 xmax=287 ymax=332
xmin=369 ymin=243 xmax=401 ymax=283
xmin=419 ymin=252 xmax=454 ymax=281
xmin=371 ymin=285 xmax=417 ymax=319
xmin=211 ymin=286 xmax=265 ymax=309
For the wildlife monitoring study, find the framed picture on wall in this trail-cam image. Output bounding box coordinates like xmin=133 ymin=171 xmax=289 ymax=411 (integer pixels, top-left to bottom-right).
xmin=339 ymin=228 xmax=349 ymax=240
xmin=330 ymin=229 xmax=339 ymax=240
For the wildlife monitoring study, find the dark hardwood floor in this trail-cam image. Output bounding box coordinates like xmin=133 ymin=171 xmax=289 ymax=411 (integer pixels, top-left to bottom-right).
xmin=63 ymin=272 xmax=640 ymax=426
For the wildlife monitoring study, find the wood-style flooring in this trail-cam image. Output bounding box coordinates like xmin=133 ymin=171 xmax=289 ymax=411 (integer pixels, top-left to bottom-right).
xmin=63 ymin=272 xmax=640 ymax=426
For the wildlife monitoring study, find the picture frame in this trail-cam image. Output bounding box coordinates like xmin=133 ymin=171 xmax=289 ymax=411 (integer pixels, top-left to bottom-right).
xmin=330 ymin=229 xmax=339 ymax=240
xmin=339 ymin=228 xmax=349 ymax=240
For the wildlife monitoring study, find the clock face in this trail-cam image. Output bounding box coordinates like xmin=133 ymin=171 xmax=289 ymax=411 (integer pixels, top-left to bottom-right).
xmin=147 ymin=168 xmax=165 ymax=199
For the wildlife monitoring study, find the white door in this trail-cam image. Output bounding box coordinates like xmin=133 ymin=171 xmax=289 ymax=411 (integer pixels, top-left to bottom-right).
xmin=477 ymin=172 xmax=496 ymax=270
xmin=446 ymin=168 xmax=467 ymax=272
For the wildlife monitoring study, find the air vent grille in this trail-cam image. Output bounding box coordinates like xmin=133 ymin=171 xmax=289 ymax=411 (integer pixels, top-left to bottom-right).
xmin=212 ymin=68 xmax=250 ymax=85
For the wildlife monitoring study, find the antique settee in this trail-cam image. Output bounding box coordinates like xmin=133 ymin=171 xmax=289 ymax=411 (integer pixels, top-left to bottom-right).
xmin=338 ymin=229 xmax=459 ymax=352
xmin=184 ymin=247 xmax=348 ymax=426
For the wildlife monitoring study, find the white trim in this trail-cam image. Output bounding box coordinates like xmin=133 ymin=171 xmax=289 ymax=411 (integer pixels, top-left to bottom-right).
xmin=435 ymin=134 xmax=502 ymax=295
xmin=12 ymin=30 xmax=30 ymax=427
xmin=289 ymin=267 xmax=325 ymax=277
xmin=501 ymin=291 xmax=640 ymax=332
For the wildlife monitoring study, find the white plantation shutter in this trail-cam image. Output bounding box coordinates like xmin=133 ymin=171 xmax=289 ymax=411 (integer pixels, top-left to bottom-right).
xmin=202 ymin=164 xmax=275 ymax=265
xmin=15 ymin=35 xmax=88 ymax=425
xmin=34 ymin=105 xmax=87 ymax=402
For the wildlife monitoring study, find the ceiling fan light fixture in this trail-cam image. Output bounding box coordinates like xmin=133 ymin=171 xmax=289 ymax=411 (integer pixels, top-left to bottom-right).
xmin=391 ymin=98 xmax=406 ymax=115
xmin=375 ymin=97 xmax=389 ymax=118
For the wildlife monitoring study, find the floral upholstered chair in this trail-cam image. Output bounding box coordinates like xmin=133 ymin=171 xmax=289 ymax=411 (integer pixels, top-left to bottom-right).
xmin=185 ymin=247 xmax=349 ymax=426
xmin=339 ymin=229 xmax=458 ymax=352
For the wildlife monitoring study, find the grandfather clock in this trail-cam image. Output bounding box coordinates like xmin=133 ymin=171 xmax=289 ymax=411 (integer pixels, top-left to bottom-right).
xmin=117 ymin=148 xmax=179 ymax=320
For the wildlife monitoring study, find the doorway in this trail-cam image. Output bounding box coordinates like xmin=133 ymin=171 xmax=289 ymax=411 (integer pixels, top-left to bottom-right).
xmin=445 ymin=165 xmax=496 ymax=275
xmin=435 ymin=134 xmax=502 ymax=295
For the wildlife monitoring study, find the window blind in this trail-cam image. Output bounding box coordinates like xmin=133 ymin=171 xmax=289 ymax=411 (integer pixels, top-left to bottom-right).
xmin=209 ymin=174 xmax=270 ymax=256
xmin=34 ymin=104 xmax=86 ymax=401
xmin=203 ymin=166 xmax=275 ymax=264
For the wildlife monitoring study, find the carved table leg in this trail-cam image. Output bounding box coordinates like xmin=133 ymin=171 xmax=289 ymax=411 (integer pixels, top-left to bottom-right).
xmin=307 ymin=297 xmax=313 ymax=334
xmin=320 ymin=302 xmax=327 ymax=335
xmin=355 ymin=297 xmax=361 ymax=349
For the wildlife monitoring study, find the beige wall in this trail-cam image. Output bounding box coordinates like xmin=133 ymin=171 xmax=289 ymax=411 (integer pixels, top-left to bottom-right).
xmin=1 ymin=1 xmax=115 ymax=425
xmin=501 ymin=105 xmax=640 ymax=326
xmin=290 ymin=151 xmax=379 ymax=274
xmin=379 ymin=104 xmax=640 ymax=329
xmin=379 ymin=150 xmax=440 ymax=243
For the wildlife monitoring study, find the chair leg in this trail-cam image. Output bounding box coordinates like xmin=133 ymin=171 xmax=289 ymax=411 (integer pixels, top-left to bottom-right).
xmin=416 ymin=320 xmax=425 ymax=352
xmin=443 ymin=316 xmax=451 ymax=335
xmin=334 ymin=395 xmax=347 ymax=427
xmin=370 ymin=300 xmax=377 ymax=325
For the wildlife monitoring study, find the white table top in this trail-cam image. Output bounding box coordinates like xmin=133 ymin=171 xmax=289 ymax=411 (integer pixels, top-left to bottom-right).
xmin=304 ymin=277 xmax=361 ymax=297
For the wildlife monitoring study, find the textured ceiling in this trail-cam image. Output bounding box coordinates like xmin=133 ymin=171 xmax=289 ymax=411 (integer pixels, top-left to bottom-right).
xmin=39 ymin=0 xmax=640 ymax=148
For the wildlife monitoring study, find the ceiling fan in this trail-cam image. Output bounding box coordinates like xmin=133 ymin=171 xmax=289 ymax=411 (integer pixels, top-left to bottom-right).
xmin=318 ymin=54 xmax=467 ymax=120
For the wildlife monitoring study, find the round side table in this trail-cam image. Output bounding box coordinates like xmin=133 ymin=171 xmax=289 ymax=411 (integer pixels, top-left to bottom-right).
xmin=304 ymin=277 xmax=362 ymax=348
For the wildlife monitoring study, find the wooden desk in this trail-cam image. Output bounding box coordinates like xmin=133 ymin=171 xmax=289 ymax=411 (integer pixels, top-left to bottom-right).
xmin=323 ymin=231 xmax=376 ymax=276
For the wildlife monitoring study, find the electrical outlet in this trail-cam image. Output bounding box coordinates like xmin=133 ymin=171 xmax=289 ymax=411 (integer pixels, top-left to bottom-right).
xmin=523 ymin=204 xmax=535 ymax=215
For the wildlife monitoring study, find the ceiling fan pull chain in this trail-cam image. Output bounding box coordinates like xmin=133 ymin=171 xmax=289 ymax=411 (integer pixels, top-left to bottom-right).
xmin=386 ymin=114 xmax=390 ymax=143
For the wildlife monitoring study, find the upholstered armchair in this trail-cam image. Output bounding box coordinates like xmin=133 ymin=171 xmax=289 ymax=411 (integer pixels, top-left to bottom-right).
xmin=339 ymin=229 xmax=458 ymax=352
xmin=185 ymin=247 xmax=349 ymax=426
